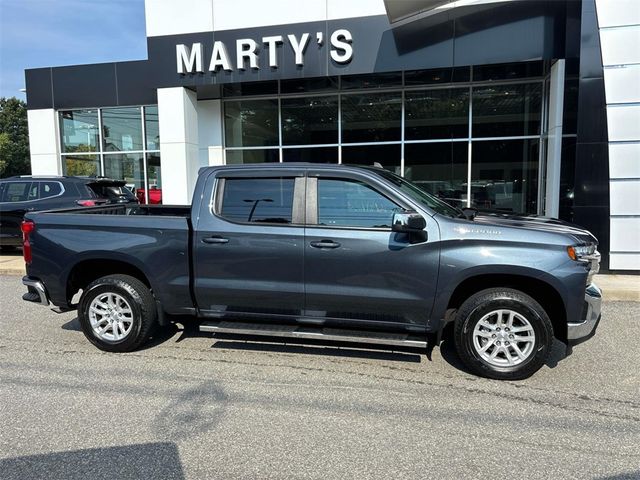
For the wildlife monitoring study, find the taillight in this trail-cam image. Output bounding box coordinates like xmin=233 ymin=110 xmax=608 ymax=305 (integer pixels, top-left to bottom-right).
xmin=76 ymin=199 xmax=97 ymax=206
xmin=21 ymin=220 xmax=35 ymax=265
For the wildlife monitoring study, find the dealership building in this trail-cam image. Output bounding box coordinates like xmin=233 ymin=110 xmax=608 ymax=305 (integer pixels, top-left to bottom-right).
xmin=24 ymin=0 xmax=640 ymax=271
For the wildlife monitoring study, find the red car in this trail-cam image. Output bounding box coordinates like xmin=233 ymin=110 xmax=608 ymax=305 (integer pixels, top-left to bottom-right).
xmin=136 ymin=187 xmax=162 ymax=204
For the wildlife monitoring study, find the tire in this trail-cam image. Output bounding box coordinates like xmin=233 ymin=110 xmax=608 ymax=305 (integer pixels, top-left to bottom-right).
xmin=78 ymin=274 xmax=157 ymax=352
xmin=0 ymin=245 xmax=18 ymax=252
xmin=454 ymin=288 xmax=553 ymax=380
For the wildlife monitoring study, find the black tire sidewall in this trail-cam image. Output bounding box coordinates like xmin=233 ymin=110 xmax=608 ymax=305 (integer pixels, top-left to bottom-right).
xmin=79 ymin=279 xmax=145 ymax=351
xmin=456 ymin=291 xmax=553 ymax=380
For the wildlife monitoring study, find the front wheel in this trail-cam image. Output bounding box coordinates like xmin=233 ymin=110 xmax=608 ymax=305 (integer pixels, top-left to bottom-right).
xmin=454 ymin=288 xmax=553 ymax=380
xmin=78 ymin=274 xmax=157 ymax=352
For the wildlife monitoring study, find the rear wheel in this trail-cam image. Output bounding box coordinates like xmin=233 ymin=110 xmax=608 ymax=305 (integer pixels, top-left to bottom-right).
xmin=78 ymin=274 xmax=157 ymax=352
xmin=454 ymin=288 xmax=553 ymax=380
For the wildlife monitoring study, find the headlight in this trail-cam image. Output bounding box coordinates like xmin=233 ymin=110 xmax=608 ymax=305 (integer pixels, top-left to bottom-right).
xmin=567 ymin=244 xmax=600 ymax=285
xmin=567 ymin=244 xmax=596 ymax=261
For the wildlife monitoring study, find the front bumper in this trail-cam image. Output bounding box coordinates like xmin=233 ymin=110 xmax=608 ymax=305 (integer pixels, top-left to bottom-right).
xmin=567 ymin=283 xmax=602 ymax=346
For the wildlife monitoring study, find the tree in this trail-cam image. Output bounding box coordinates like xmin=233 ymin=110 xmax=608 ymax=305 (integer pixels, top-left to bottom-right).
xmin=0 ymin=97 xmax=30 ymax=178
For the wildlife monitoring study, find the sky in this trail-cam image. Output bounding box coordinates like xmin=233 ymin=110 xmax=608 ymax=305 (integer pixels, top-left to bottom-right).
xmin=0 ymin=0 xmax=148 ymax=99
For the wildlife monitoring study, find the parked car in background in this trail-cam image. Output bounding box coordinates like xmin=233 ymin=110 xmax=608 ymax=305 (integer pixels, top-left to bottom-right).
xmin=136 ymin=186 xmax=162 ymax=204
xmin=0 ymin=176 xmax=138 ymax=249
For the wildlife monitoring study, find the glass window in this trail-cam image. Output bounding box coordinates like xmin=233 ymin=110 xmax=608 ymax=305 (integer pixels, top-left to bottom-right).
xmin=341 ymin=144 xmax=401 ymax=175
xmin=222 ymin=81 xmax=278 ymax=97
xmin=341 ymin=72 xmax=402 ymax=90
xmin=317 ymin=179 xmax=401 ymax=228
xmin=404 ymin=67 xmax=470 ymax=86
xmin=282 ymin=147 xmax=337 ymax=163
xmin=145 ymin=153 xmax=163 ymax=204
xmin=404 ymin=142 xmax=468 ymax=210
xmin=145 ymin=106 xmax=160 ymax=150
xmin=63 ymin=154 xmax=100 ymax=176
xmin=405 ymin=88 xmax=469 ymax=140
xmin=60 ymin=110 xmax=99 ymax=153
xmin=226 ymin=149 xmax=279 ymax=164
xmin=341 ymin=92 xmax=402 ymax=143
xmin=281 ymin=96 xmax=338 ymax=145
xmin=39 ymin=181 xmax=63 ymax=199
xmin=473 ymin=61 xmax=544 ymax=82
xmin=472 ymin=83 xmax=542 ymax=137
xmin=281 ymin=77 xmax=338 ymax=94
xmin=103 ymin=153 xmax=145 ymax=196
xmin=1 ymin=182 xmax=31 ymax=202
xmin=470 ymin=139 xmax=539 ymax=214
xmin=102 ymin=107 xmax=143 ymax=152
xmin=224 ymin=100 xmax=279 ymax=147
xmin=220 ymin=178 xmax=294 ymax=224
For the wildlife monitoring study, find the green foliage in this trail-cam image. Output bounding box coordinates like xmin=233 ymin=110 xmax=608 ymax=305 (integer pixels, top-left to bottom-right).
xmin=0 ymin=97 xmax=30 ymax=178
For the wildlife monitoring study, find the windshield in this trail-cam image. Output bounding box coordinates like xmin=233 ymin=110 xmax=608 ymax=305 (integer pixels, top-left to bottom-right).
xmin=370 ymin=169 xmax=463 ymax=218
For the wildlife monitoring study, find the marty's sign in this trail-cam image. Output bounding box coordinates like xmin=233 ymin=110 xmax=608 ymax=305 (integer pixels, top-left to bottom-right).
xmin=176 ymin=29 xmax=353 ymax=74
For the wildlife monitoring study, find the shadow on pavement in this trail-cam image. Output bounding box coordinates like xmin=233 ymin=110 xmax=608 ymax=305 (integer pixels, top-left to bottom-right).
xmin=0 ymin=442 xmax=185 ymax=480
xmin=439 ymin=337 xmax=569 ymax=375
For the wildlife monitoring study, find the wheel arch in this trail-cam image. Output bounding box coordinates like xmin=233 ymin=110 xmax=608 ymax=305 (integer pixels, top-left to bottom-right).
xmin=66 ymin=254 xmax=154 ymax=305
xmin=440 ymin=270 xmax=568 ymax=344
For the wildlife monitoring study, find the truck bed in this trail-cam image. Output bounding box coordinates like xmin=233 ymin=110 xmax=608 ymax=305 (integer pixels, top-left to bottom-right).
xmin=24 ymin=204 xmax=193 ymax=314
xmin=44 ymin=204 xmax=191 ymax=217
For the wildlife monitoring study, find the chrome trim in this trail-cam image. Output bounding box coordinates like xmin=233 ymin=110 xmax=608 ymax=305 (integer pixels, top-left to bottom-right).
xmin=22 ymin=276 xmax=50 ymax=306
xmin=199 ymin=322 xmax=427 ymax=348
xmin=567 ymin=283 xmax=602 ymax=341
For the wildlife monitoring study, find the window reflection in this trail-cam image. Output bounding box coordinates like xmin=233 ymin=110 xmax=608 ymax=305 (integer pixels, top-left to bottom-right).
xmin=282 ymin=147 xmax=337 ymax=163
xmin=341 ymin=92 xmax=402 ymax=143
xmin=63 ymin=154 xmax=100 ymax=176
xmin=281 ymin=96 xmax=338 ymax=145
xmin=405 ymin=88 xmax=469 ymax=140
xmin=342 ymin=144 xmax=401 ymax=175
xmin=102 ymin=107 xmax=143 ymax=151
xmin=226 ymin=149 xmax=279 ymax=164
xmin=404 ymin=142 xmax=468 ymax=209
xmin=470 ymin=139 xmax=539 ymax=214
xmin=60 ymin=110 xmax=99 ymax=153
xmin=472 ymin=83 xmax=542 ymax=137
xmin=220 ymin=178 xmax=294 ymax=224
xmin=224 ymin=100 xmax=279 ymax=147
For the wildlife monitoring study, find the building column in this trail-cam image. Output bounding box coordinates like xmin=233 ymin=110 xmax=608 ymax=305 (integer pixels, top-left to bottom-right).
xmin=196 ymin=99 xmax=224 ymax=167
xmin=544 ymin=59 xmax=565 ymax=218
xmin=27 ymin=109 xmax=62 ymax=175
xmin=596 ymin=0 xmax=640 ymax=270
xmin=157 ymin=87 xmax=199 ymax=205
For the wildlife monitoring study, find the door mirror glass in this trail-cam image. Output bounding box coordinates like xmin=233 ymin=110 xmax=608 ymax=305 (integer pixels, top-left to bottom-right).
xmin=392 ymin=211 xmax=426 ymax=232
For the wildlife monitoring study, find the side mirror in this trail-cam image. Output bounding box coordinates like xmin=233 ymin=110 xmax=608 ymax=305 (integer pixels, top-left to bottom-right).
xmin=462 ymin=207 xmax=477 ymax=220
xmin=392 ymin=211 xmax=426 ymax=233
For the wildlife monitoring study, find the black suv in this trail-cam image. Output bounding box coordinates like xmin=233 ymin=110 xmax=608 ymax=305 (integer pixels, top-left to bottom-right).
xmin=0 ymin=176 xmax=137 ymax=249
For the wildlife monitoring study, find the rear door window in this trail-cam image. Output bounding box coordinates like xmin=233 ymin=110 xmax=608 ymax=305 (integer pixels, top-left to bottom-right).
xmin=219 ymin=178 xmax=295 ymax=224
xmin=1 ymin=182 xmax=32 ymax=202
xmin=39 ymin=181 xmax=63 ymax=199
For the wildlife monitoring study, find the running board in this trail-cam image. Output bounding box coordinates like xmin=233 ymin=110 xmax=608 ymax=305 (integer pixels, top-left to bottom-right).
xmin=199 ymin=321 xmax=427 ymax=348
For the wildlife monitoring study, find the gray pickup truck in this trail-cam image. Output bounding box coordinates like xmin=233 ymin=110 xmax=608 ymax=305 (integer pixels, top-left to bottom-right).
xmin=21 ymin=164 xmax=602 ymax=380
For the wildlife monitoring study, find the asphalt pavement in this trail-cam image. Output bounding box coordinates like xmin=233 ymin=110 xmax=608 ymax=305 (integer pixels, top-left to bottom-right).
xmin=0 ymin=274 xmax=638 ymax=480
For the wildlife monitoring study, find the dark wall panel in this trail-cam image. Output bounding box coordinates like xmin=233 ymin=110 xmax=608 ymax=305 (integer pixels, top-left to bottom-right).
xmin=24 ymin=68 xmax=53 ymax=109
xmin=51 ymin=63 xmax=117 ymax=109
xmin=574 ymin=0 xmax=610 ymax=270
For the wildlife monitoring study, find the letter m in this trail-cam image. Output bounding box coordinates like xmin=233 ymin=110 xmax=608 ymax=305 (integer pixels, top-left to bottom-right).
xmin=176 ymin=43 xmax=204 ymax=74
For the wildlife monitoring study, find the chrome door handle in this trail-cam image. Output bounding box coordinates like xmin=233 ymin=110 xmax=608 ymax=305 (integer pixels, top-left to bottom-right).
xmin=202 ymin=236 xmax=229 ymax=244
xmin=310 ymin=240 xmax=341 ymax=249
